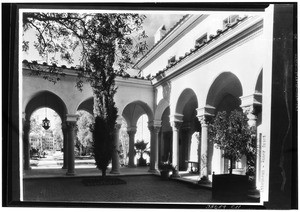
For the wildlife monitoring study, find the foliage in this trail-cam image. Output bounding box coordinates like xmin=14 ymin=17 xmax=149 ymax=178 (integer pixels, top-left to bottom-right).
xmin=134 ymin=139 xmax=150 ymax=158
xmin=23 ymin=12 xmax=148 ymax=176
xmin=159 ymin=161 xmax=174 ymax=171
xmin=208 ymin=110 xmax=255 ymax=174
xmin=76 ymin=111 xmax=94 ymax=156
xmin=91 ymin=116 xmax=113 ymax=177
xmin=23 ymin=12 xmax=148 ymax=87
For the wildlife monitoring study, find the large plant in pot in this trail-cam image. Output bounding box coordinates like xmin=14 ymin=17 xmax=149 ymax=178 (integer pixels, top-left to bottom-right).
xmin=134 ymin=140 xmax=150 ymax=166
xmin=208 ymin=110 xmax=256 ymax=201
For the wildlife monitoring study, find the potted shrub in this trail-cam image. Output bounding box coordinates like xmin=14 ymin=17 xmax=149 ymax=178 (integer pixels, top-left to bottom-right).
xmin=134 ymin=140 xmax=150 ymax=166
xmin=159 ymin=160 xmax=174 ymax=179
xmin=208 ymin=110 xmax=256 ymax=201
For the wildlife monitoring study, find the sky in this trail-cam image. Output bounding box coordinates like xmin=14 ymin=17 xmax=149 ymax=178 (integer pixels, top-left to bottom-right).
xmin=22 ymin=12 xmax=185 ymax=67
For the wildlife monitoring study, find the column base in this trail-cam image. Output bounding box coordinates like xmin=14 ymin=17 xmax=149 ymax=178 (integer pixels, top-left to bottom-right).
xmin=198 ymin=176 xmax=210 ymax=184
xmin=110 ymin=169 xmax=120 ymax=174
xmin=170 ymin=170 xmax=181 ymax=178
xmin=66 ymin=171 xmax=75 ymax=176
xmin=24 ymin=166 xmax=32 ymax=171
xmin=148 ymin=169 xmax=160 ymax=174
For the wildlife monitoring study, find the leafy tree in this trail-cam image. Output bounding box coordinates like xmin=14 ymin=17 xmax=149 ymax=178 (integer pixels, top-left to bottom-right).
xmin=208 ymin=110 xmax=255 ymax=174
xmin=76 ymin=111 xmax=94 ymax=156
xmin=23 ymin=12 xmax=148 ymax=177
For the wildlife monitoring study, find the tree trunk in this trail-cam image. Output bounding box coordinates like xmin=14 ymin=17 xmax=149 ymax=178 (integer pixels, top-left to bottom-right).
xmin=229 ymin=158 xmax=233 ymax=174
xmin=102 ymin=169 xmax=106 ymax=178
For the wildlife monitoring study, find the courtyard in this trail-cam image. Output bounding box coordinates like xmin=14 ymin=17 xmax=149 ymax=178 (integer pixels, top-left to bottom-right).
xmin=24 ymin=175 xmax=213 ymax=203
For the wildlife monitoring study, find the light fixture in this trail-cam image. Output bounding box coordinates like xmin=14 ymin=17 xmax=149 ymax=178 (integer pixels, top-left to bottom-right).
xmin=42 ymin=95 xmax=50 ymax=130
xmin=42 ymin=117 xmax=50 ymax=130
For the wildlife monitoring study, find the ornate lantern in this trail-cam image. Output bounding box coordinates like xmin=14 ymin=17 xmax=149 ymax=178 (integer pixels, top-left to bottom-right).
xmin=42 ymin=117 xmax=50 ymax=130
xmin=42 ymin=95 xmax=50 ymax=130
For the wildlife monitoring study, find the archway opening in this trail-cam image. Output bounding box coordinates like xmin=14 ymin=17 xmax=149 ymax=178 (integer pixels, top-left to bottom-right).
xmin=121 ymin=101 xmax=154 ymax=167
xmin=175 ymin=88 xmax=199 ymax=171
xmin=75 ymin=110 xmax=96 ymax=168
xmin=29 ymin=108 xmax=63 ymax=169
xmin=206 ymin=72 xmax=243 ymax=176
xmin=135 ymin=114 xmax=150 ymax=166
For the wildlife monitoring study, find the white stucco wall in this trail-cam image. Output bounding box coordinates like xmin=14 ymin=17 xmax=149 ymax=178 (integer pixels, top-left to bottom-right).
xmin=22 ymin=69 xmax=154 ymax=120
xmin=140 ymin=13 xmax=252 ymax=78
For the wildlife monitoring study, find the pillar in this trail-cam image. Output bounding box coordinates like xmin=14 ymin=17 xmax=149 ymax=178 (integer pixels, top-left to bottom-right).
xmin=148 ymin=120 xmax=161 ymax=173
xmin=66 ymin=114 xmax=77 ymax=176
xmin=23 ymin=118 xmax=31 ymax=170
xmin=61 ymin=121 xmax=68 ymax=169
xmin=127 ymin=126 xmax=137 ymax=167
xmin=242 ymin=104 xmax=261 ymax=188
xmin=110 ymin=123 xmax=121 ymax=174
xmin=198 ymin=116 xmax=209 ymax=181
xmin=196 ymin=106 xmax=215 ymax=181
xmin=170 ymin=121 xmax=182 ymax=169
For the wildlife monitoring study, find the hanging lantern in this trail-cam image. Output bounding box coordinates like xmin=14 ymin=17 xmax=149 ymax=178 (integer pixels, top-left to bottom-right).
xmin=42 ymin=117 xmax=50 ymax=130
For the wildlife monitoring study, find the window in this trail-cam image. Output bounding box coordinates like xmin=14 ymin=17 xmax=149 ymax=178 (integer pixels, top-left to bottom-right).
xmin=196 ymin=33 xmax=207 ymax=46
xmin=223 ymin=15 xmax=239 ymax=28
xmin=168 ymin=56 xmax=176 ymax=64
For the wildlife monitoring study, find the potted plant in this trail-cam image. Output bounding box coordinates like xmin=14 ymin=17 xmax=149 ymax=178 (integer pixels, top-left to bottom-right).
xmin=134 ymin=140 xmax=150 ymax=166
xmin=208 ymin=110 xmax=256 ymax=201
xmin=159 ymin=160 xmax=174 ymax=179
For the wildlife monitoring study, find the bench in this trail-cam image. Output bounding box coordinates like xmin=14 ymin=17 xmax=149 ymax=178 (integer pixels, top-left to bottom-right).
xmin=185 ymin=160 xmax=199 ymax=173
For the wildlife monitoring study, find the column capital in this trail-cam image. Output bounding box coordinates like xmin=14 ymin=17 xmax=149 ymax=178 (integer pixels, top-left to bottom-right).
xmin=169 ymin=113 xmax=183 ymax=123
xmin=181 ymin=122 xmax=192 ymax=130
xmin=61 ymin=122 xmax=68 ymax=130
xmin=197 ymin=115 xmax=210 ymax=126
xmin=242 ymin=104 xmax=261 ymax=117
xmin=115 ymin=123 xmax=121 ymax=130
xmin=240 ymin=93 xmax=262 ymax=108
xmin=148 ymin=119 xmax=162 ymax=132
xmin=127 ymin=126 xmax=137 ymax=134
xmin=196 ymin=105 xmax=215 ymax=117
xmin=170 ymin=121 xmax=183 ymax=130
xmin=66 ymin=114 xmax=78 ymax=122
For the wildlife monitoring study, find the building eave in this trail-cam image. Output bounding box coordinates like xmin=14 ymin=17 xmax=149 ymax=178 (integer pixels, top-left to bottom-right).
xmin=151 ymin=15 xmax=263 ymax=87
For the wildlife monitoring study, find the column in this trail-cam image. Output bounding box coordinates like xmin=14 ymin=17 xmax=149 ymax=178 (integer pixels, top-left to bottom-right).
xmin=61 ymin=122 xmax=68 ymax=169
xmin=127 ymin=126 xmax=137 ymax=167
xmin=148 ymin=120 xmax=161 ymax=173
xmin=170 ymin=121 xmax=182 ymax=169
xmin=66 ymin=114 xmax=77 ymax=176
xmin=198 ymin=116 xmax=209 ymax=181
xmin=182 ymin=123 xmax=192 ymax=171
xmin=110 ymin=123 xmax=121 ymax=174
xmin=23 ymin=118 xmax=31 ymax=170
xmin=243 ymin=105 xmax=261 ymax=188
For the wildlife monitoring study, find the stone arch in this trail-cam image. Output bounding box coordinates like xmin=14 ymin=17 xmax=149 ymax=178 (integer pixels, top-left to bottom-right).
xmin=205 ymin=72 xmax=243 ymax=111
xmin=154 ymin=98 xmax=170 ymax=120
xmin=255 ymin=70 xmax=263 ymax=94
xmin=175 ymin=88 xmax=199 ymax=171
xmin=77 ymin=97 xmax=94 ymax=115
xmin=24 ymin=90 xmax=68 ymax=121
xmin=205 ymin=72 xmax=243 ymax=175
xmin=175 ymin=88 xmax=198 ymax=115
xmin=122 ymin=100 xmax=154 ymax=127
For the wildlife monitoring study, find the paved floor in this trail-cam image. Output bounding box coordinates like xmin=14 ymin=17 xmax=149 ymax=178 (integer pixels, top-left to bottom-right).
xmin=23 ymin=175 xmax=213 ymax=203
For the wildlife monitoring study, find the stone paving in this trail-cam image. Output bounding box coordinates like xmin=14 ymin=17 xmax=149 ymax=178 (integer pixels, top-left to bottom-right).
xmin=23 ymin=175 xmax=213 ymax=203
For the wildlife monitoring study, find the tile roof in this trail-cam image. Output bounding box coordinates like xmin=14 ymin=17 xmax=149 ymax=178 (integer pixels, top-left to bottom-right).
xmin=151 ymin=16 xmax=248 ymax=80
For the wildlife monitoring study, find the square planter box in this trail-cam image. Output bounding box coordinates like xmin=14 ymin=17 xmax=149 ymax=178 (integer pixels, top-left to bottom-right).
xmin=212 ymin=174 xmax=249 ymax=202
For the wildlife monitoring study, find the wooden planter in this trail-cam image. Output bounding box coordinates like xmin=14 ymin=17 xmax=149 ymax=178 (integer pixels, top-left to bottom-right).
xmin=212 ymin=174 xmax=249 ymax=202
